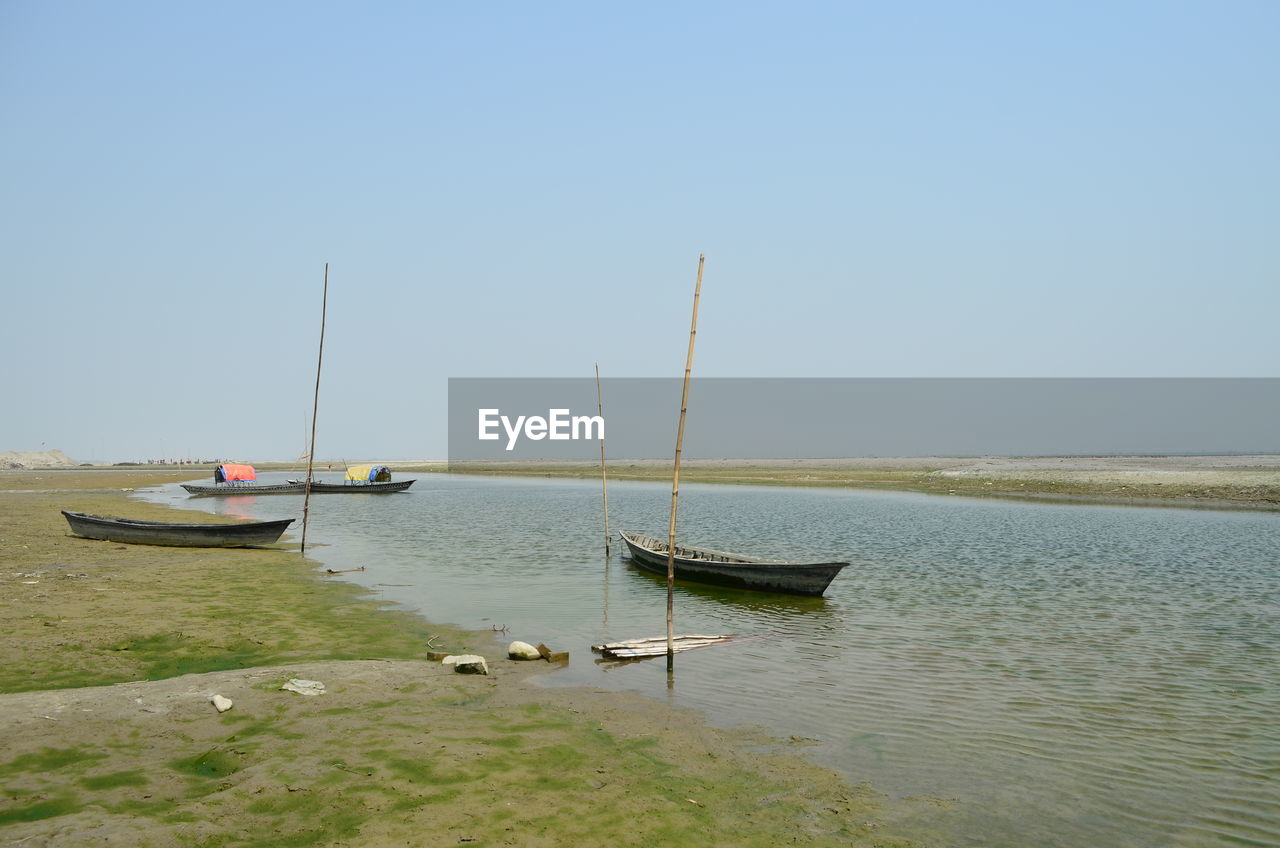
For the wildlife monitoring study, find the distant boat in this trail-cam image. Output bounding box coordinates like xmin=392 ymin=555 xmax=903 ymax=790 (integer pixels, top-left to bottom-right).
xmin=618 ymin=530 xmax=849 ymax=596
xmin=288 ymin=465 xmax=415 ymax=493
xmin=62 ymin=510 xmax=294 ymax=548
xmin=181 ymin=464 xmax=305 ymax=497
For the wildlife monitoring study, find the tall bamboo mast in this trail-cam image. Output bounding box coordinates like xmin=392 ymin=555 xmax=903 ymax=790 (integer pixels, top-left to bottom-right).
xmin=595 ymin=362 xmax=610 ymax=557
xmin=301 ymin=263 xmax=328 ymax=555
xmin=665 ymin=254 xmax=705 ymax=666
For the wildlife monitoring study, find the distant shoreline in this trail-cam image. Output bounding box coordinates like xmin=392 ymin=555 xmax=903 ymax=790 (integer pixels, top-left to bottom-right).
xmin=426 ymin=455 xmax=1280 ymax=510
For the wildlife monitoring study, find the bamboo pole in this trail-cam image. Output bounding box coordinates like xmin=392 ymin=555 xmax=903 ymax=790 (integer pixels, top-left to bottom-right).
xmin=301 ymin=263 xmax=329 ymax=555
xmin=596 ymin=362 xmax=610 ymax=557
xmin=666 ymin=254 xmax=705 ymax=668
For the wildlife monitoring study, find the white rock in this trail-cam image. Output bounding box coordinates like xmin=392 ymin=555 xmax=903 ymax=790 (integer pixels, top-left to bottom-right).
xmin=281 ymin=678 xmax=326 ymax=696
xmin=445 ymin=654 xmax=489 ymax=675
xmin=210 ymin=695 xmax=233 ymax=713
xmin=508 ymin=641 xmax=541 ymax=660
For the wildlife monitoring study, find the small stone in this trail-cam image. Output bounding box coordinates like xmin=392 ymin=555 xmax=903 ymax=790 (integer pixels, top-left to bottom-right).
xmin=537 ymin=643 xmax=569 ymax=663
xmin=444 ymin=654 xmax=488 ymax=675
xmin=508 ymin=641 xmax=541 ymax=660
xmin=281 ymin=679 xmax=326 ymax=696
xmin=211 ymin=695 xmax=233 ymax=713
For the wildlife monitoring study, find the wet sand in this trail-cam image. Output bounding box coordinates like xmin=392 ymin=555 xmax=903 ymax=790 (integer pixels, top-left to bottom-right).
xmin=0 ymin=470 xmax=920 ymax=847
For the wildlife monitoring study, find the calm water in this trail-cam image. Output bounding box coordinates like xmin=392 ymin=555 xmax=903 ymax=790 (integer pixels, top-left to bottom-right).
xmin=146 ymin=473 xmax=1280 ymax=847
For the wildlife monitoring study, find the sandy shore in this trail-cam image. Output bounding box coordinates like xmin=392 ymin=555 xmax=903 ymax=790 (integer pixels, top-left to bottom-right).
xmin=0 ymin=471 xmax=921 ymax=847
xmin=430 ymin=455 xmax=1280 ymax=509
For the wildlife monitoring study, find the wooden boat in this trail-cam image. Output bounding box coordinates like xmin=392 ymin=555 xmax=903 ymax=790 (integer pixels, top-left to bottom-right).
xmin=618 ymin=531 xmax=848 ymax=596
xmin=287 ymin=466 xmax=415 ymax=493
xmin=304 ymin=479 xmax=414 ymax=494
xmin=62 ymin=510 xmax=294 ymax=548
xmin=182 ymin=463 xmax=306 ymax=497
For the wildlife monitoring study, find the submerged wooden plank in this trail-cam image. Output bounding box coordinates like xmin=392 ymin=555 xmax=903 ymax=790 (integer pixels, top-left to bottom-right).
xmin=592 ymin=634 xmax=734 ymax=659
xmin=592 ymin=634 xmax=730 ymax=650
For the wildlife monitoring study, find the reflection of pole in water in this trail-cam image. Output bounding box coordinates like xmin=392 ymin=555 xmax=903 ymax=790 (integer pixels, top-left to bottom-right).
xmin=596 ymin=362 xmax=610 ymax=557
xmin=602 ymin=549 xmax=611 ymax=629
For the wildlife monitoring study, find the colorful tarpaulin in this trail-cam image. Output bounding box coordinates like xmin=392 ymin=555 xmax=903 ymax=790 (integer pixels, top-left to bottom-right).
xmin=214 ymin=463 xmax=257 ymax=483
xmin=345 ymin=464 xmax=391 ymax=483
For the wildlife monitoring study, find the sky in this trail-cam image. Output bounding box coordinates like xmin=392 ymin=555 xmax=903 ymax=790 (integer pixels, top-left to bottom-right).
xmin=1 ymin=1 xmax=1276 ymax=462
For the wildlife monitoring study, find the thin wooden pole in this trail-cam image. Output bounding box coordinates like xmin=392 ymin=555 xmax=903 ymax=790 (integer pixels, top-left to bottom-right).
xmin=666 ymin=254 xmax=705 ymax=669
xmin=596 ymin=362 xmax=610 ymax=557
xmin=301 ymin=263 xmax=328 ymax=555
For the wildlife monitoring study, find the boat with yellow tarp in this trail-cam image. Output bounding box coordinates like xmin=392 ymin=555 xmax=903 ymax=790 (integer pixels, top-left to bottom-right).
xmin=292 ymin=465 xmax=415 ymax=494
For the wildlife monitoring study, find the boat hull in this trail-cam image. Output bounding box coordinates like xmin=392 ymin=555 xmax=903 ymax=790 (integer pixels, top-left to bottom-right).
xmin=182 ymin=483 xmax=307 ymax=496
xmin=303 ymin=480 xmax=415 ymax=494
xmin=62 ymin=511 xmax=294 ymax=548
xmin=183 ymin=479 xmax=414 ymax=495
xmin=618 ymin=531 xmax=847 ymax=596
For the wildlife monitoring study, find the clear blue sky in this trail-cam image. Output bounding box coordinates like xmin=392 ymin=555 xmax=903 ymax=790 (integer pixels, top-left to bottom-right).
xmin=2 ymin=1 xmax=1276 ymax=462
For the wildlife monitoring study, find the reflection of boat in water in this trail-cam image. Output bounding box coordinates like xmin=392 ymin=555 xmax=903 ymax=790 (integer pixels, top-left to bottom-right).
xmin=618 ymin=531 xmax=848 ymax=597
xmin=182 ymin=464 xmax=305 ymax=497
xmin=288 ymin=465 xmax=415 ymax=494
xmin=618 ymin=562 xmax=835 ymax=616
xmin=62 ymin=510 xmax=294 ymax=548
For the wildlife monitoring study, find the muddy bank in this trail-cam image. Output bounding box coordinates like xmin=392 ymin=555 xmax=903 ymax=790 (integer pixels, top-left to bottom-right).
xmin=0 ymin=471 xmax=922 ymax=847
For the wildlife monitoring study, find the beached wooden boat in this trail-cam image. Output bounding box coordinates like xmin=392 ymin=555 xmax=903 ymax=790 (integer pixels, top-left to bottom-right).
xmin=62 ymin=510 xmax=294 ymax=548
xmin=618 ymin=531 xmax=848 ymax=596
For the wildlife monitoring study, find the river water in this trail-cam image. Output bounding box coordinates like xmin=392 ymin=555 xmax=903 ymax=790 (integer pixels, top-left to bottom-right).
xmin=145 ymin=472 xmax=1280 ymax=847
